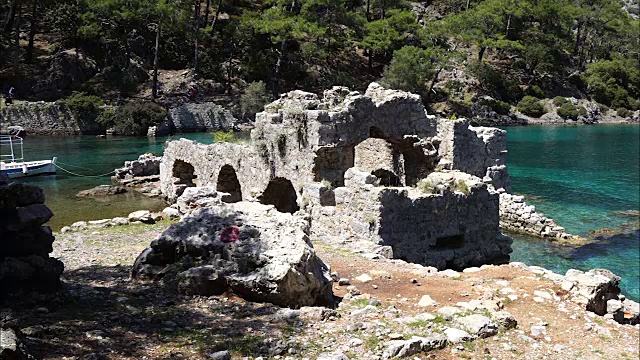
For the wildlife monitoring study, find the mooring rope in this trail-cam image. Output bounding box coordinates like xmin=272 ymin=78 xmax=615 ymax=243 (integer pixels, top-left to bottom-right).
xmin=54 ymin=160 xmax=97 ymax=170
xmin=53 ymin=163 xmax=116 ymax=178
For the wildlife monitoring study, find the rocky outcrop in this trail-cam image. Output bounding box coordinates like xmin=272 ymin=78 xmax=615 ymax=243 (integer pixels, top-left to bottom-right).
xmin=131 ymin=200 xmax=335 ymax=308
xmin=0 ymin=174 xmax=64 ymax=299
xmin=76 ymin=185 xmax=127 ymax=197
xmin=29 ymin=49 xmax=98 ymax=101
xmin=113 ymin=153 xmax=161 ymax=181
xmin=0 ymin=327 xmax=32 ymax=360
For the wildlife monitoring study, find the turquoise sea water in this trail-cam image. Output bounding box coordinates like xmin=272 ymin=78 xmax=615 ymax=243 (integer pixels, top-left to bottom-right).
xmin=13 ymin=133 xmax=214 ymax=230
xmin=10 ymin=126 xmax=640 ymax=300
xmin=505 ymin=125 xmax=640 ymax=301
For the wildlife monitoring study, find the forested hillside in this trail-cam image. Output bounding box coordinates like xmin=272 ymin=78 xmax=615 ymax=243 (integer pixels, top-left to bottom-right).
xmin=1 ymin=0 xmax=638 ymax=118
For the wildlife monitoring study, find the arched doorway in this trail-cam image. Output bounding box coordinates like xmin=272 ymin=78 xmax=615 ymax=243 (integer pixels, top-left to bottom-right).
xmin=259 ymin=177 xmax=299 ymax=213
xmin=216 ymin=165 xmax=242 ymax=203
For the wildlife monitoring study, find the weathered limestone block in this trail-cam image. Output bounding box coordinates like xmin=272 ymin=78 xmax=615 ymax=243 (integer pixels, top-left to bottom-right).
xmin=565 ymin=269 xmax=621 ymax=315
xmin=132 ymin=201 xmax=334 ymax=308
xmin=354 ymin=138 xmax=404 ymax=186
xmin=114 ymin=153 xmax=161 ymax=180
xmin=168 ymin=102 xmax=236 ymax=132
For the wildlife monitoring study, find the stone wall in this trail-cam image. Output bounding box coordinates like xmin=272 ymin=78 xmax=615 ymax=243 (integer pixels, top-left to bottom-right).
xmin=436 ymin=119 xmax=510 ymax=191
xmin=0 ymin=102 xmax=103 ymax=135
xmin=0 ymin=174 xmax=64 ymax=299
xmin=306 ymin=171 xmax=512 ymax=270
xmin=167 ymin=102 xmax=237 ymax=132
xmin=499 ymin=193 xmax=578 ymax=241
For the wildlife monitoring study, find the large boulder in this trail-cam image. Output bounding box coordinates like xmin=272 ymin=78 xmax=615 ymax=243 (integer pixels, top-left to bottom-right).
xmin=565 ymin=269 xmax=621 ymax=315
xmin=132 ymin=201 xmax=335 ymax=308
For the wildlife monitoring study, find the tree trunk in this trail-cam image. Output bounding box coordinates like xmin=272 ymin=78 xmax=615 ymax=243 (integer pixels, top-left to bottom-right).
xmin=3 ymin=0 xmax=19 ymax=33
xmin=25 ymin=0 xmax=37 ymax=63
xmin=14 ymin=6 xmax=21 ymax=47
xmin=478 ymin=46 xmax=486 ymax=62
xmin=425 ymin=66 xmax=444 ymax=104
xmin=574 ymin=21 xmax=582 ymax=56
xmin=466 ymin=0 xmax=471 ymax=10
xmin=152 ymin=23 xmax=161 ymax=99
xmin=203 ymin=0 xmax=211 ymax=27
xmin=366 ymin=0 xmax=370 ymax=21
xmin=194 ymin=0 xmax=201 ymax=76
xmin=209 ymin=0 xmax=222 ymax=39
xmin=505 ymin=13 xmax=511 ymax=37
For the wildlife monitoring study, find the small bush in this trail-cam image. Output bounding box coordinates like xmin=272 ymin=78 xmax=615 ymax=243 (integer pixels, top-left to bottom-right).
xmin=480 ymin=97 xmax=511 ymax=115
xmin=59 ymin=91 xmax=103 ymax=120
xmin=212 ymin=130 xmax=244 ymax=143
xmin=617 ymin=107 xmax=632 ymax=118
xmin=240 ymin=81 xmax=270 ymax=119
xmin=553 ymin=96 xmax=569 ymax=107
xmin=557 ymin=103 xmax=587 ymax=119
xmin=526 ymin=85 xmax=544 ymax=98
xmin=517 ymin=96 xmax=546 ymax=117
xmin=113 ymin=101 xmax=167 ymax=136
xmin=451 ymin=179 xmax=470 ymax=195
xmin=96 ymin=108 xmax=116 ymax=127
xmin=417 ymin=178 xmax=439 ymax=194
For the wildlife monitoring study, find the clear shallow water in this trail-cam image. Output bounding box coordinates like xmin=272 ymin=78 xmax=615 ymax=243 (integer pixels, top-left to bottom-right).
xmin=505 ymin=125 xmax=640 ymax=301
xmin=15 ymin=133 xmax=215 ymax=230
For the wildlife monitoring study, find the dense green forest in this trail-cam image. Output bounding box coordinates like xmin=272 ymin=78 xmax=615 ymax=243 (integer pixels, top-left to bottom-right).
xmin=1 ymin=0 xmax=639 ymax=114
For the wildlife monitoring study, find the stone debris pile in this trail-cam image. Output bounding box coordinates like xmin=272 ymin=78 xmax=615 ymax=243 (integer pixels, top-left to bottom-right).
xmin=0 ymin=174 xmax=64 ymax=299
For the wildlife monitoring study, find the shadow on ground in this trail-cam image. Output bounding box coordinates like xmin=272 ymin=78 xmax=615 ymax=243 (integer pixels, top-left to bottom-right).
xmin=11 ymin=264 xmax=303 ymax=359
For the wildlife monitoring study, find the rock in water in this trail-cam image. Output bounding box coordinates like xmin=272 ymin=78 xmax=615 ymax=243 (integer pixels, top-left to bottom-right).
xmin=76 ymin=185 xmax=127 ymax=197
xmin=132 ymin=201 xmax=334 ymax=308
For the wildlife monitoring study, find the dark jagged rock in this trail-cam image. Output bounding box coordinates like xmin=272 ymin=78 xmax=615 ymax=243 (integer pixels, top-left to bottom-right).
xmin=0 ymin=175 xmax=64 ymax=300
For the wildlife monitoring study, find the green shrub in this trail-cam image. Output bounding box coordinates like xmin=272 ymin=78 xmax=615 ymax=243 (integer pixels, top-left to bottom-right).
xmin=240 ymin=81 xmax=270 ymax=119
xmin=557 ymin=103 xmax=578 ymax=119
xmin=212 ymin=131 xmax=245 ymax=143
xmin=451 ymin=179 xmax=470 ymax=195
xmin=583 ymin=59 xmax=640 ymax=109
xmin=526 ymin=85 xmax=544 ymax=98
xmin=417 ymin=178 xmax=438 ymax=194
xmin=113 ymin=101 xmax=167 ymax=136
xmin=553 ymin=96 xmax=569 ymax=107
xmin=479 ymin=97 xmax=511 ymax=115
xmin=577 ymin=106 xmax=588 ymax=117
xmin=517 ymin=96 xmax=546 ymax=117
xmin=59 ymin=91 xmax=103 ymax=120
xmin=96 ymin=108 xmax=116 ymax=127
xmin=617 ymin=107 xmax=632 ymax=118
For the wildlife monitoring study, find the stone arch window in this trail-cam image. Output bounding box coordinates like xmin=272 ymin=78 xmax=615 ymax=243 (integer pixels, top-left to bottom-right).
xmin=259 ymin=177 xmax=300 ymax=213
xmin=216 ymin=164 xmax=242 ymax=203
xmin=173 ymin=160 xmax=197 ymax=187
xmin=372 ymin=169 xmax=401 ymax=186
xmin=369 ymin=126 xmax=385 ymax=138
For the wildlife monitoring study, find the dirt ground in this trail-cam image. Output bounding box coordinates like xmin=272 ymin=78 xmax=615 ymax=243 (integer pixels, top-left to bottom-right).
xmin=4 ymin=221 xmax=639 ymax=360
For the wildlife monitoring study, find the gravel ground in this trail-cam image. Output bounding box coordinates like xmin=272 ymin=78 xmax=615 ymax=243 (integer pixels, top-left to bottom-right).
xmin=3 ymin=221 xmax=638 ymax=360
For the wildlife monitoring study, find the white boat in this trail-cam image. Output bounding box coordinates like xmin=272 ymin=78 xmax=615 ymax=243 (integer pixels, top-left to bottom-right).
xmin=0 ymin=135 xmax=56 ymax=178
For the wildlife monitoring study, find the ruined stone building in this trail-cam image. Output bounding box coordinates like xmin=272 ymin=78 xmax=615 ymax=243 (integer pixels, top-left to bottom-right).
xmin=159 ymin=83 xmax=513 ymax=270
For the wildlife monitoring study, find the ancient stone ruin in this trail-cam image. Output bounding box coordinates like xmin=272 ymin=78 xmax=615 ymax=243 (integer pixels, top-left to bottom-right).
xmin=0 ymin=174 xmax=64 ymax=300
xmin=158 ymin=83 xmax=515 ymax=270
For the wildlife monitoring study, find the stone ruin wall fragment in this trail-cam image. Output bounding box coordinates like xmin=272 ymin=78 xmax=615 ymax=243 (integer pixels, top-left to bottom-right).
xmin=159 ymin=83 xmax=522 ymax=268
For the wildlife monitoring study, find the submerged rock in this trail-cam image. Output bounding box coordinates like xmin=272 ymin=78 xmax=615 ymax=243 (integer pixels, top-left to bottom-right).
xmin=76 ymin=185 xmax=127 ymax=197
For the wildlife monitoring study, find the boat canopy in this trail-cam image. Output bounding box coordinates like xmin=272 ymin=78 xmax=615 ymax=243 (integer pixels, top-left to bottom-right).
xmin=0 ymin=135 xmax=24 ymax=164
